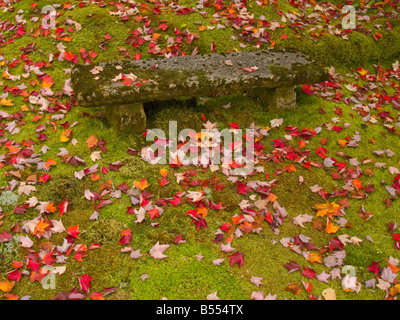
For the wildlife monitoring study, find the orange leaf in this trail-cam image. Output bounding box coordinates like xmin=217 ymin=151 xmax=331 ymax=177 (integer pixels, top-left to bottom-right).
xmin=46 ymin=202 xmax=57 ymax=213
xmin=160 ymin=169 xmax=169 ymax=177
xmin=307 ymin=252 xmax=322 ymax=264
xmin=45 ymin=159 xmax=57 ymax=168
xmin=197 ymin=207 xmax=208 ymax=218
xmin=91 ymin=173 xmax=101 ymax=181
xmin=266 ymin=193 xmax=277 ymax=202
xmin=0 ymin=280 xmax=15 ymax=293
xmin=231 ymin=215 xmax=244 ymax=225
xmin=6 ymin=145 xmax=20 ymax=154
xmin=86 ymin=135 xmax=99 ymax=149
xmin=325 ymin=219 xmax=340 ymax=234
xmin=352 ymin=179 xmax=362 ymax=190
xmin=152 ymin=33 xmax=161 ymax=40
xmin=134 ymin=178 xmax=149 ymax=191
xmin=33 ymin=220 xmax=49 ymax=235
xmin=285 ymin=283 xmax=302 ymax=295
xmin=389 ymin=263 xmax=400 ymax=274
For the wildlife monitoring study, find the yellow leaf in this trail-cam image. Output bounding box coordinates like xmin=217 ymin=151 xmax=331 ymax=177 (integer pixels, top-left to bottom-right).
xmin=357 ymin=67 xmax=369 ymax=76
xmin=0 ymin=97 xmax=13 ymax=106
xmin=60 ymin=129 xmax=73 ymax=142
xmin=313 ymin=202 xmax=341 ymax=219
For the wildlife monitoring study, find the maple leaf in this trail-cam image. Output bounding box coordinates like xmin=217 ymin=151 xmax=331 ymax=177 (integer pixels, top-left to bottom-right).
xmin=0 ymin=231 xmax=12 ymax=243
xmin=325 ymin=219 xmax=340 ymax=234
xmin=228 ymin=251 xmax=244 ymax=267
xmin=0 ymin=280 xmax=15 ymax=293
xmin=134 ymin=178 xmax=149 ymax=190
xmin=367 ymin=261 xmax=381 ymax=275
xmin=284 ymin=260 xmax=301 ymax=273
xmin=293 ymin=214 xmax=313 ymax=228
xmin=119 ymin=229 xmax=132 ymax=244
xmin=301 ymin=266 xmax=316 ymax=279
xmin=313 ymin=202 xmax=341 ymax=219
xmin=60 ymin=129 xmax=73 ymax=142
xmin=66 ymin=225 xmax=81 ymax=239
xmin=7 ymin=269 xmax=21 ymax=282
xmin=285 ymin=283 xmax=302 ymax=295
xmin=19 ymin=236 xmax=33 ymax=248
xmin=147 ymin=208 xmax=159 ymax=220
xmin=307 ymin=252 xmax=322 ymax=264
xmin=174 ymin=235 xmax=186 ymax=244
xmin=250 ymin=276 xmax=263 ymax=288
xmin=67 ymin=287 xmax=86 ymax=300
xmin=0 ymin=98 xmax=14 ymax=106
xmin=79 ymin=274 xmax=93 ymax=293
xmin=89 ymin=292 xmax=104 ymax=300
xmin=86 ymin=135 xmax=99 ymax=149
xmin=211 ymin=258 xmax=224 ymax=266
xmin=149 ymin=241 xmax=170 ymax=259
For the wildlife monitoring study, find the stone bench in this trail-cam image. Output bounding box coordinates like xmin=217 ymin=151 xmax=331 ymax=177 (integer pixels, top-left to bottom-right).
xmin=71 ymin=50 xmax=329 ymax=133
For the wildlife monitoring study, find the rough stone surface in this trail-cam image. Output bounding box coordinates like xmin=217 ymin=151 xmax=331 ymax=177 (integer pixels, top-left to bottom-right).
xmin=71 ymin=50 xmax=329 ymax=108
xmin=104 ymin=102 xmax=146 ymax=134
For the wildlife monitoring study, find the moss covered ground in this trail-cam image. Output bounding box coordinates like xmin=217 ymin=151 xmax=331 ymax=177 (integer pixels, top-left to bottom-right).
xmin=0 ymin=0 xmax=400 ymax=301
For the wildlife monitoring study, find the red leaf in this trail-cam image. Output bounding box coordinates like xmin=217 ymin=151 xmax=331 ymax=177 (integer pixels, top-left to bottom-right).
xmin=119 ymin=229 xmax=132 ymax=244
xmin=367 ymin=261 xmax=381 ymax=275
xmin=284 ymin=260 xmax=301 ymax=273
xmin=79 ymin=274 xmax=93 ymax=293
xmin=228 ymin=251 xmax=244 ymax=267
xmin=57 ymin=201 xmax=69 ymax=216
xmin=67 ymin=225 xmax=81 ymax=239
xmin=301 ymin=266 xmax=316 ymax=279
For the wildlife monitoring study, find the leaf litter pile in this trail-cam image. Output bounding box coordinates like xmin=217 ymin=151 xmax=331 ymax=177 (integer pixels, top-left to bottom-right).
xmin=1 ymin=0 xmax=400 ymax=300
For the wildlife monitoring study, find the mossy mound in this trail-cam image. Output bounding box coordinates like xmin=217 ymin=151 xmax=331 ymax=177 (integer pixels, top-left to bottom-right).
xmin=81 ymin=218 xmax=127 ymax=245
xmin=39 ymin=175 xmax=81 ymax=203
xmin=212 ymin=187 xmax=242 ymax=212
xmin=278 ymin=27 xmax=400 ymax=67
xmin=119 ymin=156 xmax=158 ymax=180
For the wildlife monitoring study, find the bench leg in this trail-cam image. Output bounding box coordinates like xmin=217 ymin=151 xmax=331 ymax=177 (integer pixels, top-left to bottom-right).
xmin=105 ymin=102 xmax=146 ymax=134
xmin=249 ymin=86 xmax=297 ymax=112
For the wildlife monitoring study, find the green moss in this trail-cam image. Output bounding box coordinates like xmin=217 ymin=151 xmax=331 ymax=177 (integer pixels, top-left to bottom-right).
xmin=119 ymin=156 xmax=158 ymax=179
xmin=212 ymin=187 xmax=242 ymax=212
xmin=39 ymin=175 xmax=81 ymax=202
xmin=81 ymin=218 xmax=127 ymax=246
